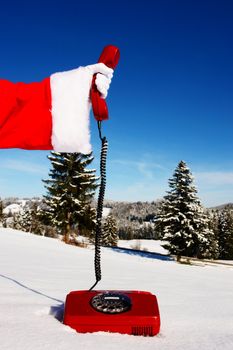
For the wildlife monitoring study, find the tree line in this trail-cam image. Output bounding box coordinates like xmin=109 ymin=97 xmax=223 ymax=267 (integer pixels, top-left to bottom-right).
xmin=1 ymin=155 xmax=232 ymax=259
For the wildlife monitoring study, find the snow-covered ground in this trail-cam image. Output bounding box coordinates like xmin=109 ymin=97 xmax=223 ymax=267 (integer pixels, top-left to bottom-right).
xmin=118 ymin=239 xmax=168 ymax=255
xmin=0 ymin=228 xmax=233 ymax=350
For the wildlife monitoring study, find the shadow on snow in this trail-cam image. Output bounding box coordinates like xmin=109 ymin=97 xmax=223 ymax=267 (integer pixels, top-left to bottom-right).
xmin=107 ymin=246 xmax=174 ymax=261
xmin=0 ymin=273 xmax=64 ymax=322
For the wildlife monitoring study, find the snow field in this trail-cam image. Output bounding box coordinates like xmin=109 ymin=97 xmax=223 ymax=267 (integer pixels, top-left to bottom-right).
xmin=0 ymin=228 xmax=233 ymax=350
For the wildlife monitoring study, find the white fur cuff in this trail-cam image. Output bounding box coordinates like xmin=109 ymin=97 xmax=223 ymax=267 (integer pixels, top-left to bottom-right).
xmin=50 ymin=66 xmax=92 ymax=154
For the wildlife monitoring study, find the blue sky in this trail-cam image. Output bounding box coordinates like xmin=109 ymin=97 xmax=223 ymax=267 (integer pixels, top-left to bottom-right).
xmin=0 ymin=0 xmax=232 ymax=207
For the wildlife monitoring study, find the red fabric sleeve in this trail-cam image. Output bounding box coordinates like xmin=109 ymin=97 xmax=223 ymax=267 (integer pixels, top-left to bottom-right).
xmin=0 ymin=78 xmax=53 ymax=150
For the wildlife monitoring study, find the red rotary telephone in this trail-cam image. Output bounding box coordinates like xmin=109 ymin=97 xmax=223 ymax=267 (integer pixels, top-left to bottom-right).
xmin=63 ymin=46 xmax=161 ymax=337
xmin=91 ymin=45 xmax=120 ymax=121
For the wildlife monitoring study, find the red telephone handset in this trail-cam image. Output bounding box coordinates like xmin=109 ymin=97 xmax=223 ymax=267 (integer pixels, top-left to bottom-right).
xmin=91 ymin=45 xmax=120 ymax=121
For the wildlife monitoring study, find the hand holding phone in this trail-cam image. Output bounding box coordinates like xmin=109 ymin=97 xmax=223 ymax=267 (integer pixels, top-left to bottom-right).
xmin=91 ymin=45 xmax=120 ymax=121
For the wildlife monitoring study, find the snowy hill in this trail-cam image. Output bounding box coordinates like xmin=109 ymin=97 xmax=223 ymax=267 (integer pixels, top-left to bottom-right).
xmin=0 ymin=228 xmax=233 ymax=350
xmin=210 ymin=202 xmax=233 ymax=210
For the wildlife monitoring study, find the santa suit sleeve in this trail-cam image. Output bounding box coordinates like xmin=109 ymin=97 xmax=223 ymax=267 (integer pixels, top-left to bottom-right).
xmin=0 ymin=78 xmax=54 ymax=151
xmin=0 ymin=64 xmax=112 ymax=154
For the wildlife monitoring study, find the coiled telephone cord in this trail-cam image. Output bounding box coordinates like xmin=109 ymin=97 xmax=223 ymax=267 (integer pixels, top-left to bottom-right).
xmin=89 ymin=121 xmax=108 ymax=291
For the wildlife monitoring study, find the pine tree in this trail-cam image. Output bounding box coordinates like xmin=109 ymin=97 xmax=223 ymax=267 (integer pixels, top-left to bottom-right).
xmin=19 ymin=209 xmax=31 ymax=232
xmin=102 ymin=215 xmax=118 ymax=246
xmin=207 ymin=209 xmax=220 ymax=238
xmin=43 ymin=152 xmax=98 ymax=243
xmin=10 ymin=210 xmax=24 ymax=230
xmin=78 ymin=204 xmax=97 ymax=238
xmin=13 ymin=204 xmax=39 ymax=234
xmin=29 ymin=203 xmax=44 ymax=235
xmin=158 ymin=160 xmax=218 ymax=260
xmin=218 ymin=208 xmax=233 ymax=259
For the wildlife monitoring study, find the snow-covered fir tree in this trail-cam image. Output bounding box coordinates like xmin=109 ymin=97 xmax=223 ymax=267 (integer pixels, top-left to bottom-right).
xmin=217 ymin=208 xmax=233 ymax=259
xmin=18 ymin=209 xmax=31 ymax=232
xmin=207 ymin=209 xmax=220 ymax=237
xmin=102 ymin=215 xmax=118 ymax=246
xmin=158 ymin=160 xmax=218 ymax=260
xmin=13 ymin=204 xmax=42 ymax=235
xmin=10 ymin=212 xmax=22 ymax=230
xmin=43 ymin=152 xmax=98 ymax=243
